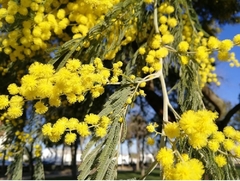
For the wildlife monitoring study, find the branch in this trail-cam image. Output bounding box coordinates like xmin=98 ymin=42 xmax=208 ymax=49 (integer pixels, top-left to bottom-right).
xmin=217 ymin=103 xmax=240 ymax=131
xmin=202 ymin=85 xmax=227 ymax=120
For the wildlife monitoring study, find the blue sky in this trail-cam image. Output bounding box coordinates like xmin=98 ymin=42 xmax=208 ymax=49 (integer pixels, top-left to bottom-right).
xmin=213 ymin=24 xmax=240 ymax=106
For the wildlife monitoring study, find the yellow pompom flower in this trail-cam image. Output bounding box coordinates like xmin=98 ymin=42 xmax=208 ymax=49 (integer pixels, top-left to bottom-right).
xmin=0 ymin=95 xmax=9 ymax=110
xmin=164 ymin=122 xmax=180 ymax=139
xmin=234 ymin=146 xmax=240 ymax=158
xmin=143 ymin=0 xmax=153 ymax=4
xmin=145 ymin=54 xmax=155 ymax=64
xmin=155 ymin=47 xmax=168 ymax=58
xmin=65 ymin=132 xmax=77 ymax=145
xmin=180 ymin=56 xmax=189 ymax=65
xmin=223 ymin=139 xmax=235 ymax=151
xmin=42 ymin=123 xmax=52 ymax=136
xmin=146 ymin=123 xmax=158 ymax=133
xmin=214 ymin=155 xmax=227 ymax=167
xmin=57 ymin=9 xmax=66 ymax=19
xmin=77 ymin=122 xmax=91 ymax=137
xmin=165 ymin=6 xmax=174 ymax=14
xmin=138 ymin=47 xmax=146 ymax=55
xmin=207 ymin=36 xmax=220 ymax=49
xmin=162 ymin=34 xmax=174 ymax=44
xmin=188 ymin=133 xmax=208 ymax=149
xmin=21 ymin=75 xmax=37 ymax=91
xmin=68 ymin=118 xmax=79 ymax=130
xmin=223 ymin=126 xmax=236 ymax=138
xmin=5 ymin=15 xmax=15 ymax=24
xmin=156 ymin=147 xmax=174 ymax=167
xmin=212 ymin=131 xmax=225 ymax=143
xmin=178 ymin=41 xmax=189 ymax=52
xmin=217 ymin=51 xmax=230 ymax=61
xmin=84 ymin=113 xmax=99 ymax=125
xmin=208 ymin=140 xmax=220 ymax=152
xmin=171 ymin=159 xmax=204 ymax=180
xmin=126 ymin=97 xmax=132 ymax=104
xmin=7 ymin=83 xmax=19 ymax=95
xmin=99 ymin=116 xmax=111 ymax=128
xmin=95 ymin=127 xmax=107 ymax=138
xmin=219 ymin=39 xmax=233 ymax=51
xmin=147 ymin=137 xmax=155 ymax=145
xmin=7 ymin=106 xmax=23 ymax=118
xmin=180 ymin=153 xmax=189 ymax=161
xmin=53 ymin=118 xmax=68 ymax=136
xmin=167 ymin=18 xmax=177 ymax=28
xmin=66 ymin=58 xmax=81 ymax=71
xmin=139 ymin=82 xmax=146 ymax=88
xmin=142 ymin=66 xmax=149 ymax=74
xmin=179 ymin=110 xmax=197 ymax=135
xmin=159 ymin=15 xmax=167 ymax=24
xmin=49 ymin=132 xmax=61 ymax=142
xmin=9 ymin=95 xmax=24 ymax=107
xmin=34 ymin=101 xmax=48 ymax=114
xmin=233 ymin=34 xmax=240 ymax=45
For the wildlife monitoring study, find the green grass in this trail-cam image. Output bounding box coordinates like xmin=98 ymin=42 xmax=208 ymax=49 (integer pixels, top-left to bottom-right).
xmin=117 ymin=169 xmax=160 ymax=180
xmin=45 ymin=170 xmax=160 ymax=180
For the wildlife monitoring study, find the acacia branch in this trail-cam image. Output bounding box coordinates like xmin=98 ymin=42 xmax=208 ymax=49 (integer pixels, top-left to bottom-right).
xmin=217 ymin=103 xmax=240 ymax=131
xmin=202 ymin=85 xmax=227 ymax=120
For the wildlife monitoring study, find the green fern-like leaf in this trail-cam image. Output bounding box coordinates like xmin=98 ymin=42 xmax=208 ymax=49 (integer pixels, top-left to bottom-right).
xmin=33 ymin=157 xmax=45 ymax=180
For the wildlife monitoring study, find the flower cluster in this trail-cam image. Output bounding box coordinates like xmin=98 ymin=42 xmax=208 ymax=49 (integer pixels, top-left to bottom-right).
xmin=176 ymin=14 xmax=240 ymax=87
xmin=139 ymin=2 xmax=176 ymax=74
xmin=42 ymin=114 xmax=111 ymax=144
xmin=0 ymin=0 xmax=122 ymax=61
xmin=34 ymin=144 xmax=42 ymax=157
xmin=147 ymin=109 xmax=240 ymax=179
xmin=156 ymin=147 xmax=205 ymax=180
xmin=0 ymin=58 xmax=116 ymax=118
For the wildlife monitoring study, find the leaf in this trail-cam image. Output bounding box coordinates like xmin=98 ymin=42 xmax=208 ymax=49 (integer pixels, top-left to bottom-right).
xmin=7 ymin=153 xmax=23 ymax=180
xmin=34 ymin=157 xmax=45 ymax=180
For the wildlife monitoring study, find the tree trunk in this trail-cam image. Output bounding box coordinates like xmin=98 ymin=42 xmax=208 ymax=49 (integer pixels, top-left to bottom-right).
xmin=71 ymin=137 xmax=78 ymax=179
xmin=141 ymin=137 xmax=145 ymax=177
xmin=61 ymin=144 xmax=65 ymax=170
xmin=1 ymin=150 xmax=6 ymax=176
xmin=136 ymin=136 xmax=140 ymax=172
xmin=26 ymin=144 xmax=34 ymax=180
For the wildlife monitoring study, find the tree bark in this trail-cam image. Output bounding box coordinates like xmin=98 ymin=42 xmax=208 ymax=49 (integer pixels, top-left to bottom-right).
xmin=217 ymin=103 xmax=240 ymax=131
xmin=61 ymin=144 xmax=65 ymax=170
xmin=202 ymin=85 xmax=227 ymax=120
xmin=71 ymin=137 xmax=78 ymax=179
xmin=136 ymin=136 xmax=140 ymax=172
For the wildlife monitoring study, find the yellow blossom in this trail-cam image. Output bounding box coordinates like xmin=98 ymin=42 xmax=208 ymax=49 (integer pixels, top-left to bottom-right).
xmin=42 ymin=123 xmax=52 ymax=136
xmin=77 ymin=122 xmax=91 ymax=137
xmin=7 ymin=106 xmax=23 ymax=118
xmin=180 ymin=56 xmax=189 ymax=65
xmin=0 ymin=95 xmax=9 ymax=110
xmin=233 ymin=34 xmax=240 ymax=45
xmin=34 ymin=101 xmax=48 ymax=114
xmin=95 ymin=127 xmax=107 ymax=138
xmin=178 ymin=41 xmax=189 ymax=52
xmin=146 ymin=123 xmax=158 ymax=133
xmin=219 ymin=39 xmax=233 ymax=51
xmin=147 ymin=137 xmax=155 ymax=145
xmin=208 ymin=140 xmax=220 ymax=152
xmin=164 ymin=122 xmax=180 ymax=139
xmin=214 ymin=155 xmax=227 ymax=167
xmin=223 ymin=139 xmax=235 ymax=151
xmin=156 ymin=147 xmax=174 ymax=167
xmin=223 ymin=126 xmax=236 ymax=138
xmin=84 ymin=113 xmax=100 ymax=125
xmin=65 ymin=133 xmax=77 ymax=145
xmin=68 ymin=118 xmax=79 ymax=130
